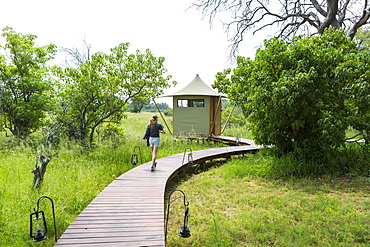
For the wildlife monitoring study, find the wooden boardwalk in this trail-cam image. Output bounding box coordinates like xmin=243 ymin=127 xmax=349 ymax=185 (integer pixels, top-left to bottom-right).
xmin=210 ymin=135 xmax=256 ymax=146
xmin=54 ymin=143 xmax=260 ymax=247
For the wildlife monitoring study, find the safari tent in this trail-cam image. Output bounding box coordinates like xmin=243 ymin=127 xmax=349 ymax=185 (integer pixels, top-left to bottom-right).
xmin=162 ymin=74 xmax=224 ymax=136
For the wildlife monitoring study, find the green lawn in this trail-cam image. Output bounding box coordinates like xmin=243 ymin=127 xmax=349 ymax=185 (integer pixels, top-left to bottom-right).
xmin=167 ymin=156 xmax=370 ymax=246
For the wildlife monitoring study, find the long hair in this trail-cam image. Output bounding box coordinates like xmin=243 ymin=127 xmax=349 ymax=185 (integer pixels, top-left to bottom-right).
xmin=149 ymin=117 xmax=157 ymax=129
xmin=149 ymin=114 xmax=159 ymax=128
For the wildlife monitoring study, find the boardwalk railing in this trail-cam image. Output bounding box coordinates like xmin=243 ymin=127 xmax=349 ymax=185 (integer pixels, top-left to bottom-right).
xmin=55 ymin=140 xmax=260 ymax=246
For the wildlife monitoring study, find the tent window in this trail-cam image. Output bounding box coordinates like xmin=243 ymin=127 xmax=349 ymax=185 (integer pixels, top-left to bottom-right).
xmin=177 ymin=99 xmax=204 ymax=107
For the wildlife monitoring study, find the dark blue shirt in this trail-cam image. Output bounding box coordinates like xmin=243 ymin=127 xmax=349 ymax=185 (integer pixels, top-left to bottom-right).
xmin=146 ymin=123 xmax=164 ymax=137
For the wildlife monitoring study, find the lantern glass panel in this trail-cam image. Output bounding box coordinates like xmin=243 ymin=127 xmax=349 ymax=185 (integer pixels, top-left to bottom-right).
xmin=31 ymin=211 xmax=47 ymax=242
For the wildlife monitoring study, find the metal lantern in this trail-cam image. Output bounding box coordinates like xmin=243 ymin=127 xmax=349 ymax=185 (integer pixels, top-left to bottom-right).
xmin=179 ymin=207 xmax=191 ymax=238
xmin=29 ymin=196 xmax=57 ymax=242
xmin=187 ymin=152 xmax=194 ymax=166
xmin=182 ymin=148 xmax=194 ymax=166
xmin=131 ymin=146 xmax=142 ymax=166
xmin=131 ymin=153 xmax=138 ymax=166
xmin=30 ymin=210 xmax=47 ymax=242
xmin=165 ymin=190 xmax=191 ymax=242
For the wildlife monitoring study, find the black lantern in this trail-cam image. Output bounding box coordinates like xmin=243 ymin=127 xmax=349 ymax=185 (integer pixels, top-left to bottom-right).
xmin=131 ymin=154 xmax=138 ymax=166
xmin=182 ymin=148 xmax=194 ymax=166
xmin=131 ymin=146 xmax=142 ymax=166
xmin=179 ymin=207 xmax=191 ymax=238
xmin=165 ymin=189 xmax=191 ymax=242
xmin=29 ymin=196 xmax=57 ymax=242
xmin=187 ymin=152 xmax=194 ymax=166
xmin=30 ymin=210 xmax=47 ymax=242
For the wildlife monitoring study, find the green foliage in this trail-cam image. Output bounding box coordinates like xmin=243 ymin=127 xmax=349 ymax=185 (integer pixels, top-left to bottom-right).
xmin=214 ymin=29 xmax=366 ymax=160
xmin=337 ymin=47 xmax=370 ymax=143
xmin=128 ymin=101 xmax=171 ymax=113
xmin=162 ymin=108 xmax=173 ymax=116
xmin=96 ymin=122 xmax=125 ymax=147
xmin=127 ymin=98 xmax=150 ymax=113
xmin=221 ymin=100 xmax=246 ymax=128
xmin=0 ymin=27 xmax=57 ymax=138
xmin=52 ymin=43 xmax=176 ymax=146
xmin=355 ymin=26 xmax=370 ymax=47
xmin=249 ymin=145 xmax=370 ymax=178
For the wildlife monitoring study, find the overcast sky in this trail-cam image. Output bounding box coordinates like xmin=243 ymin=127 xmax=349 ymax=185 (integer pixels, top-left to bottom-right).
xmin=1 ymin=0 xmax=267 ymax=105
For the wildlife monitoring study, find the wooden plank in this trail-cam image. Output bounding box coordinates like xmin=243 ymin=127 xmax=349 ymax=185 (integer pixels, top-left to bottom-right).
xmin=65 ymin=222 xmax=164 ymax=229
xmin=210 ymin=135 xmax=257 ymax=146
xmin=55 ymin=235 xmax=164 ymax=245
xmin=62 ymin=225 xmax=163 ymax=233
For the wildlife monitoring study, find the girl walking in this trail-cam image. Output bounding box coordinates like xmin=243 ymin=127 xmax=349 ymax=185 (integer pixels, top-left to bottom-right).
xmin=145 ymin=115 xmax=165 ymax=171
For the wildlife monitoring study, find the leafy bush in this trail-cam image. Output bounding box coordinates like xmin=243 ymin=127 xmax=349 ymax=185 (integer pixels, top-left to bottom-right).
xmin=214 ymin=29 xmax=369 ymax=164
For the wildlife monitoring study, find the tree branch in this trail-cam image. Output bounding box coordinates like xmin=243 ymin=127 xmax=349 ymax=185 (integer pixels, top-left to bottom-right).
xmin=310 ymin=0 xmax=328 ymax=16
xmin=347 ymin=4 xmax=370 ymax=39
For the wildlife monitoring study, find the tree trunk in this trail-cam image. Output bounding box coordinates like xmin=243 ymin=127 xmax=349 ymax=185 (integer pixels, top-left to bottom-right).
xmin=318 ymin=0 xmax=339 ymax=34
xmin=31 ymin=155 xmax=51 ymax=189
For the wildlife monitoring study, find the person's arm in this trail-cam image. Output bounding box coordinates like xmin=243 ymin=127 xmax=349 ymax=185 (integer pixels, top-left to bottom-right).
xmin=159 ymin=124 xmax=166 ymax=134
xmin=144 ymin=126 xmax=150 ymax=138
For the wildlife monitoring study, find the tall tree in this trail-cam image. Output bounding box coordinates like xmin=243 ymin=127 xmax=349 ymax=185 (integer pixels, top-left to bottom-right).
xmin=193 ymin=0 xmax=370 ymax=55
xmin=53 ymin=43 xmax=175 ymax=146
xmin=0 ymin=27 xmax=56 ymax=138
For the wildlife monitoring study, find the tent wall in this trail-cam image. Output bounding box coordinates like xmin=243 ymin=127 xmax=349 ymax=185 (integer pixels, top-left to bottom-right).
xmin=172 ymin=95 xmax=221 ymax=136
xmin=173 ymin=95 xmax=211 ymax=136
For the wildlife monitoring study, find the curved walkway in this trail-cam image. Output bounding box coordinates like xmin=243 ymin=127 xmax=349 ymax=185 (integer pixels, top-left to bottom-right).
xmin=54 ymin=141 xmax=260 ymax=246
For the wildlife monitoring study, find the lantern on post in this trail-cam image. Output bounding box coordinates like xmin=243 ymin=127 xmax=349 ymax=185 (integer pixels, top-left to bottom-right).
xmin=182 ymin=148 xmax=194 ymax=166
xmin=131 ymin=146 xmax=142 ymax=166
xmin=179 ymin=206 xmax=191 ymax=238
xmin=131 ymin=154 xmax=138 ymax=166
xmin=29 ymin=196 xmax=57 ymax=242
xmin=30 ymin=210 xmax=47 ymax=242
xmin=165 ymin=189 xmax=191 ymax=243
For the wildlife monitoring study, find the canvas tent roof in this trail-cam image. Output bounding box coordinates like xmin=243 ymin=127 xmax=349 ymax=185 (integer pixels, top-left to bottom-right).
xmin=162 ymin=74 xmax=224 ymax=97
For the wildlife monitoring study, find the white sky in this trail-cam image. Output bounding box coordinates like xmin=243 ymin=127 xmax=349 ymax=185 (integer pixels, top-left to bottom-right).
xmin=0 ymin=0 xmax=267 ymax=106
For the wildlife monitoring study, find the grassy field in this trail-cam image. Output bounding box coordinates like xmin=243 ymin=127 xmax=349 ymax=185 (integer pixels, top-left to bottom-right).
xmin=167 ymin=156 xmax=370 ymax=246
xmin=0 ymin=112 xmax=369 ymax=246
